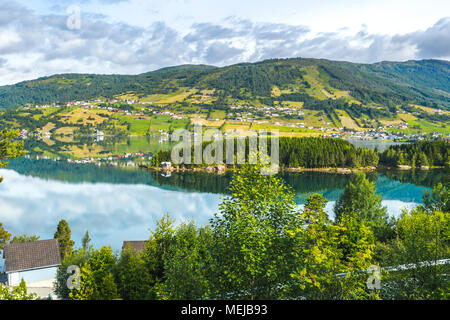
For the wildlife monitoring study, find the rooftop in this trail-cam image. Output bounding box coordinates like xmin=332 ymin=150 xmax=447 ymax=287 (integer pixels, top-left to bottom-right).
xmin=3 ymin=239 xmax=61 ymax=273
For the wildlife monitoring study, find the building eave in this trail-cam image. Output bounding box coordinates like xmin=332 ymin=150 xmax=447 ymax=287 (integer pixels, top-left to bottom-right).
xmin=6 ymin=264 xmax=61 ymax=274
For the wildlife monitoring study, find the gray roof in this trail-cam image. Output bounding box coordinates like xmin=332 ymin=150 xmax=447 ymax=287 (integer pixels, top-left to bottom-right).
xmin=122 ymin=241 xmax=147 ymax=254
xmin=3 ymin=239 xmax=61 ymax=273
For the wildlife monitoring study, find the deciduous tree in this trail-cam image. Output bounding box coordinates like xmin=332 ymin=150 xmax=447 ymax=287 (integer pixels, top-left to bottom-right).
xmin=334 ymin=172 xmax=392 ymax=241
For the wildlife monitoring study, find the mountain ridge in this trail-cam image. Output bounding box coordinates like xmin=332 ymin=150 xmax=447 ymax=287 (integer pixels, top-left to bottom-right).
xmin=0 ymin=57 xmax=449 ymax=110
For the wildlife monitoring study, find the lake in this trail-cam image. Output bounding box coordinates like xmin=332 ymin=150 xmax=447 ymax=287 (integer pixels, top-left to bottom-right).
xmin=0 ymin=155 xmax=446 ymax=251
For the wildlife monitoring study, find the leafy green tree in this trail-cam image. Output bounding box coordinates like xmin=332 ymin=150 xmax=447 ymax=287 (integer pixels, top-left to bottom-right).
xmin=383 ymin=208 xmax=450 ymax=299
xmin=421 ymin=183 xmax=449 ymax=214
xmin=11 ymin=234 xmax=40 ymax=243
xmin=54 ymin=249 xmax=87 ymax=300
xmin=140 ymin=213 xmax=175 ymax=299
xmin=0 ymin=279 xmax=37 ymax=300
xmin=69 ymin=263 xmax=96 ymax=300
xmin=158 ymin=222 xmax=213 ymax=300
xmin=114 ymin=248 xmax=152 ymax=300
xmin=0 ymin=128 xmax=25 ymax=184
xmin=54 ymin=219 xmax=75 ymax=259
xmin=210 ymin=164 xmax=300 ymax=299
xmin=69 ymin=246 xmax=119 ymax=300
xmin=303 ymin=194 xmax=328 ymax=216
xmin=0 ymin=222 xmax=11 ymax=251
xmin=334 ymin=172 xmax=392 ymax=241
xmin=288 ymin=194 xmax=378 ymax=299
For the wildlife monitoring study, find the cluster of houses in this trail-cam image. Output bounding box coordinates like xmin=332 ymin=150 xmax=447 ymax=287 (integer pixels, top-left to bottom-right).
xmin=13 ymin=98 xmax=450 ymax=145
xmin=27 ymin=152 xmax=152 ymax=168
xmin=326 ymin=129 xmax=446 ymax=141
xmin=227 ymin=104 xmax=304 ymax=122
xmin=65 ymin=152 xmax=151 ymax=167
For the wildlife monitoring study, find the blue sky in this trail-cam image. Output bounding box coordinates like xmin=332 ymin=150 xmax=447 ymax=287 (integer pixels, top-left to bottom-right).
xmin=0 ymin=0 xmax=449 ymax=85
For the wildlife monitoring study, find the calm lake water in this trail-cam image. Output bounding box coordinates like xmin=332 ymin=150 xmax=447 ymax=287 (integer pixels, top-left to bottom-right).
xmin=0 ymin=155 xmax=446 ymax=251
xmin=347 ymin=140 xmax=408 ymax=152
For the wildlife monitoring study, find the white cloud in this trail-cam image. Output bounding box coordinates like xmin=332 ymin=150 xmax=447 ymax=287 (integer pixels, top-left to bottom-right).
xmin=0 ymin=169 xmax=221 ymax=249
xmin=0 ymin=0 xmax=449 ymax=85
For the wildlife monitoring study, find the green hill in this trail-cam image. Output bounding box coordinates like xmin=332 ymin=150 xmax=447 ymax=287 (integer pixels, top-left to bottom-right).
xmin=0 ymin=58 xmax=449 ymax=110
xmin=0 ymin=58 xmax=449 ymax=137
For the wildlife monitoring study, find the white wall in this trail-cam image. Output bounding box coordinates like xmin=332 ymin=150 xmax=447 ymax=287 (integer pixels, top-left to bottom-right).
xmin=7 ymin=267 xmax=58 ymax=286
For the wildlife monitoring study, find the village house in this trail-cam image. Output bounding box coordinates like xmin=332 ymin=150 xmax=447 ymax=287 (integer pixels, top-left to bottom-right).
xmin=1 ymin=239 xmax=61 ymax=287
xmin=161 ymin=161 xmax=173 ymax=170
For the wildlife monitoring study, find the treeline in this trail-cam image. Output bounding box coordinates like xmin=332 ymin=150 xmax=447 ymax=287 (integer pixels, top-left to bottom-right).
xmin=380 ymin=140 xmax=449 ymax=168
xmin=278 ymin=137 xmax=378 ymax=168
xmin=206 ymin=62 xmax=305 ymax=98
xmin=0 ymin=66 xmax=213 ymax=109
xmin=50 ymin=167 xmax=449 ymax=300
xmin=151 ymin=137 xmax=380 ymax=169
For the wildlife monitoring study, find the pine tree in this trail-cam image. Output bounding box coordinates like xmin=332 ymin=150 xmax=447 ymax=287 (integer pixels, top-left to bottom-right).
xmin=82 ymin=230 xmax=92 ymax=253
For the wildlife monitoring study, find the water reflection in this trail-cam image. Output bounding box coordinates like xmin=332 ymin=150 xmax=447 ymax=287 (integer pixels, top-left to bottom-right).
xmin=0 ymin=169 xmax=221 ymax=251
xmin=1 ymin=158 xmax=443 ymax=250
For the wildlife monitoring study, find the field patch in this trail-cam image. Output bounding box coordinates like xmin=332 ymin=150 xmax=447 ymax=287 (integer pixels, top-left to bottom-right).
xmin=336 ymin=110 xmax=360 ymax=130
xmin=141 ymin=88 xmax=196 ymax=104
xmin=191 ymin=117 xmax=224 ymax=128
xmin=281 ymin=101 xmax=304 ymax=109
xmin=42 ymin=122 xmax=56 ymax=133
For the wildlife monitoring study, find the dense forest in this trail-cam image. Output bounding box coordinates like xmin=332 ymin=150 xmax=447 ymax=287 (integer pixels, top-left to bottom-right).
xmin=380 ymin=140 xmax=449 ymax=168
xmin=150 ymin=137 xmax=380 ymax=169
xmin=150 ymin=138 xmax=449 ymax=170
xmin=0 ymin=58 xmax=449 ymax=110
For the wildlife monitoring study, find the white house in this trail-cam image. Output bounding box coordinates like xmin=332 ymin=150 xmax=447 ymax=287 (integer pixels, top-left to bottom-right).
xmin=3 ymin=239 xmax=61 ymax=287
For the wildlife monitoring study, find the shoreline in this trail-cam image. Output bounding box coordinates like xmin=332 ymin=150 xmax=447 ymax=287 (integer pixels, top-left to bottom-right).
xmin=142 ymin=165 xmax=444 ymax=175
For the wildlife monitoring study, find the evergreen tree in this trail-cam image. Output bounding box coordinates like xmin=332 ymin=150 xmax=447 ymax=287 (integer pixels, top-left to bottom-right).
xmin=81 ymin=230 xmax=92 ymax=253
xmin=54 ymin=219 xmax=75 ymax=259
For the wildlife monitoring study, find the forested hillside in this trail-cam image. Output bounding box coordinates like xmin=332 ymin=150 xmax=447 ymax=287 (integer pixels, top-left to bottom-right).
xmin=0 ymin=58 xmax=449 ymax=111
